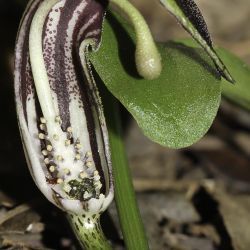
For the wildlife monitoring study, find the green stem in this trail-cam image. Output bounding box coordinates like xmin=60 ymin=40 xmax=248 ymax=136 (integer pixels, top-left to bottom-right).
xmin=103 ymin=88 xmax=149 ymax=250
xmin=110 ymin=0 xmax=162 ymax=80
xmin=67 ymin=213 xmax=111 ymax=250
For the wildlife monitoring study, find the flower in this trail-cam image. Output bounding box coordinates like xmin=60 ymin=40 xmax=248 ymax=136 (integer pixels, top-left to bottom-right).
xmin=14 ymin=0 xmax=113 ymax=216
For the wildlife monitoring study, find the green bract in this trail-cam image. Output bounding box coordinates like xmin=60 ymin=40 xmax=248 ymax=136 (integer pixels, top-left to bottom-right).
xmin=90 ymin=13 xmax=222 ymax=149
xmin=159 ymin=0 xmax=233 ymax=83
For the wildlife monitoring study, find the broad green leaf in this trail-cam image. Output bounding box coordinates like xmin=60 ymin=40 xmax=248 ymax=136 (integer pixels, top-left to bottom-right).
xmin=178 ymin=39 xmax=250 ymax=110
xmin=89 ymin=13 xmax=221 ymax=149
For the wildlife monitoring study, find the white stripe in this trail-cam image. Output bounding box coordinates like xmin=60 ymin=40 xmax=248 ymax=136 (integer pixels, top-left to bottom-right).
xmin=29 ymin=0 xmax=59 ymax=123
xmin=77 ymin=13 xmax=100 ymax=41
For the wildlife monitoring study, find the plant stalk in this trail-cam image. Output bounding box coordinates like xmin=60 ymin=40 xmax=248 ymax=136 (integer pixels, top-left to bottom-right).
xmin=67 ymin=82 xmax=149 ymax=249
xmin=67 ymin=213 xmax=112 ymax=250
xmin=102 ymin=87 xmax=149 ymax=250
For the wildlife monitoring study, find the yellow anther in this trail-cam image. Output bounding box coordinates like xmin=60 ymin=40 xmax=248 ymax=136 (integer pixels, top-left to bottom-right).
xmin=67 ymin=127 xmax=72 ymax=133
xmin=75 ymin=154 xmax=81 ymax=160
xmin=65 ymin=140 xmax=71 ymax=146
xmin=94 ymin=181 xmax=102 ymax=190
xmin=86 ymin=151 xmax=92 ymax=157
xmin=94 ymin=170 xmax=99 ymax=176
xmin=40 ymin=124 xmax=46 ymax=130
xmin=63 ymin=184 xmax=71 ymax=193
xmin=86 ymin=161 xmax=93 ymax=168
xmin=44 ymin=158 xmax=50 ymax=164
xmin=47 ymin=145 xmax=53 ymax=152
xmin=63 ymin=168 xmax=70 ymax=175
xmin=83 ymin=191 xmax=91 ymax=199
xmin=94 ymin=175 xmax=101 ymax=181
xmin=42 ymin=150 xmax=48 ymax=156
xmin=57 ymin=178 xmax=63 ymax=184
xmin=75 ymin=143 xmax=82 ymax=150
xmin=49 ymin=165 xmax=55 ymax=172
xmin=99 ymin=194 xmax=105 ymax=199
xmin=38 ymin=133 xmax=45 ymax=139
xmin=40 ymin=117 xmax=46 ymax=124
xmin=79 ymin=171 xmax=87 ymax=179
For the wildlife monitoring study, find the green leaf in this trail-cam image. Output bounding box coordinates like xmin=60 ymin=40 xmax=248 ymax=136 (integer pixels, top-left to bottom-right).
xmin=177 ymin=39 xmax=250 ymax=110
xmin=89 ymin=13 xmax=221 ymax=149
xmin=219 ymin=49 xmax=250 ymax=110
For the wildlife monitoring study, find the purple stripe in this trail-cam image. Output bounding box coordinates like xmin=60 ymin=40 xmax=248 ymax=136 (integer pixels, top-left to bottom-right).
xmin=16 ymin=0 xmax=42 ymax=122
xmin=15 ymin=0 xmax=110 ymax=191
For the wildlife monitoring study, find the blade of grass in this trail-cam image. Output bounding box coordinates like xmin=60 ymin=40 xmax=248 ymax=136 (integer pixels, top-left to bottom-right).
xmin=101 ymin=83 xmax=149 ymax=250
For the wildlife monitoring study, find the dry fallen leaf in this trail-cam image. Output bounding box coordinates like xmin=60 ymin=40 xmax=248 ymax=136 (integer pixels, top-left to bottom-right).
xmin=213 ymin=190 xmax=250 ymax=250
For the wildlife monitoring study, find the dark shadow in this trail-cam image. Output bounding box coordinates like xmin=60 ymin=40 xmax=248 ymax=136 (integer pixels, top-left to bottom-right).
xmin=96 ymin=0 xmax=109 ymax=9
xmin=106 ymin=13 xmax=141 ymax=79
xmin=0 ymin=2 xmax=76 ymax=249
xmin=167 ymin=41 xmax=220 ymax=81
xmin=217 ymin=100 xmax=250 ymax=133
xmin=101 ymin=211 xmax=125 ymax=247
xmin=192 ymin=187 xmax=234 ymax=250
xmin=0 ymin=0 xmax=33 ymax=202
xmin=92 ymin=65 xmax=132 ymax=134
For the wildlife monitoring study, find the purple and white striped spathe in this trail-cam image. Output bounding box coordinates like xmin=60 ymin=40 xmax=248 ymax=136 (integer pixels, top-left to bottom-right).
xmin=14 ymin=0 xmax=113 ymax=215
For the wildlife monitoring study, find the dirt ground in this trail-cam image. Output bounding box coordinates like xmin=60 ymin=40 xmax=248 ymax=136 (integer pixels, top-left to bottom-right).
xmin=0 ymin=0 xmax=250 ymax=249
